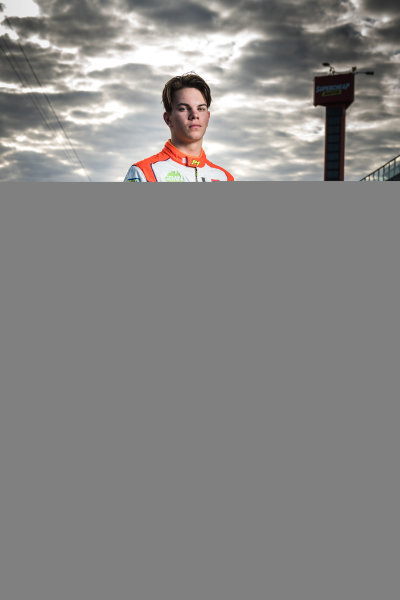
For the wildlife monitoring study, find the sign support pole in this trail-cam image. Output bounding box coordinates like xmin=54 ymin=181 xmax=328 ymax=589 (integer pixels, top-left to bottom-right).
xmin=324 ymin=104 xmax=346 ymax=181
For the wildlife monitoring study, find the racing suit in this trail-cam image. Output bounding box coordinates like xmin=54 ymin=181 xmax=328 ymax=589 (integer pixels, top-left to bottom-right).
xmin=124 ymin=140 xmax=234 ymax=182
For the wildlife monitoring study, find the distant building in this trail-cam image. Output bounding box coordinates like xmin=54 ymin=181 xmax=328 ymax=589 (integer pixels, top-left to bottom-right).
xmin=360 ymin=153 xmax=400 ymax=181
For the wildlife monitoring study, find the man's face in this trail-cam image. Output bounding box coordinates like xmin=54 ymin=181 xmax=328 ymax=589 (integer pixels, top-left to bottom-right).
xmin=163 ymin=87 xmax=210 ymax=146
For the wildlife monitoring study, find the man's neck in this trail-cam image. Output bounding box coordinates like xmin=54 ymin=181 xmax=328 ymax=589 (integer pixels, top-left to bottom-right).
xmin=170 ymin=138 xmax=203 ymax=157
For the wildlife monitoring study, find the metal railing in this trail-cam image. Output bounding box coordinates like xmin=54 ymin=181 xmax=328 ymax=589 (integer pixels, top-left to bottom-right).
xmin=360 ymin=154 xmax=400 ymax=181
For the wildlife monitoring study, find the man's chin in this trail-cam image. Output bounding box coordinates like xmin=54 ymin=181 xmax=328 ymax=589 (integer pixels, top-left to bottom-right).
xmin=187 ymin=131 xmax=204 ymax=142
xmin=188 ymin=126 xmax=203 ymax=133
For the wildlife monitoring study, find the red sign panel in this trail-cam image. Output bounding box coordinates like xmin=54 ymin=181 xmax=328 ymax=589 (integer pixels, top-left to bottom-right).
xmin=313 ymin=73 xmax=355 ymax=107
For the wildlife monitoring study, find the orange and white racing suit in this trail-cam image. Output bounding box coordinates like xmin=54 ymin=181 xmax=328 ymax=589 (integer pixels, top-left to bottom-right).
xmin=124 ymin=140 xmax=234 ymax=182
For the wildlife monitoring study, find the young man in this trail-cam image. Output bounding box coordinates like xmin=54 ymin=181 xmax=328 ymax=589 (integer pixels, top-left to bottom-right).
xmin=124 ymin=73 xmax=234 ymax=182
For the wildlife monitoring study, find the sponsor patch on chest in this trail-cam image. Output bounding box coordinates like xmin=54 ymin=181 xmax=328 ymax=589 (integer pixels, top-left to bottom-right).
xmin=165 ymin=170 xmax=184 ymax=182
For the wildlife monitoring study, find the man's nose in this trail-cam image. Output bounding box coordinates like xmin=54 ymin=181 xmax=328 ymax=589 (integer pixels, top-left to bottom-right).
xmin=189 ymin=109 xmax=199 ymax=119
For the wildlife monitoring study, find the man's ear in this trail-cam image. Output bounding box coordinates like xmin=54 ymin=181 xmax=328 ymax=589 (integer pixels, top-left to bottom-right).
xmin=163 ymin=112 xmax=172 ymax=127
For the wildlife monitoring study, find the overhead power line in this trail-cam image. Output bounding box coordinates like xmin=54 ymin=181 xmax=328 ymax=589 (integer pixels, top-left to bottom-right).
xmin=1 ymin=14 xmax=91 ymax=180
xmin=0 ymin=33 xmax=80 ymax=167
xmin=0 ymin=38 xmax=50 ymax=125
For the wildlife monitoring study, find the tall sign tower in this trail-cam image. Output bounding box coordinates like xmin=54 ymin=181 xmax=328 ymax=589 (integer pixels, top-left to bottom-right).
xmin=314 ymin=68 xmax=355 ymax=181
xmin=314 ymin=64 xmax=374 ymax=181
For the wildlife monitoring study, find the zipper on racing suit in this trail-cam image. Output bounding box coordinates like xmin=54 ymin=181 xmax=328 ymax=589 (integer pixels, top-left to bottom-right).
xmin=195 ymin=167 xmax=198 ymax=182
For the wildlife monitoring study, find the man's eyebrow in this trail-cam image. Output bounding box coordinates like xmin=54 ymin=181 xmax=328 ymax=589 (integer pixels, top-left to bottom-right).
xmin=176 ymin=102 xmax=207 ymax=107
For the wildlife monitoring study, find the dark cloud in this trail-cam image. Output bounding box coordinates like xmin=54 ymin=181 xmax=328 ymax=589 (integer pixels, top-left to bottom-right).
xmin=115 ymin=0 xmax=221 ymax=32
xmin=1 ymin=16 xmax=46 ymax=37
xmin=0 ymin=0 xmax=398 ymax=180
xmin=0 ymin=33 xmax=76 ymax=87
xmin=217 ymin=22 xmax=371 ymax=109
xmin=0 ymin=89 xmax=53 ymax=136
xmin=0 ymin=149 xmax=82 ymax=181
xmin=124 ymin=0 xmax=171 ymax=8
xmin=220 ymin=0 xmax=353 ymax=34
xmin=148 ymin=4 xmax=218 ymax=29
xmin=362 ymin=0 xmax=400 ymax=13
xmin=4 ymin=2 xmax=124 ymax=57
xmin=0 ymin=83 xmax=101 ymax=142
xmin=374 ymin=18 xmax=400 ymax=44
xmin=34 ymin=0 xmax=116 ymax=18
xmin=88 ymin=62 xmax=157 ymax=83
xmin=46 ymin=90 xmax=102 ymax=110
xmin=246 ymin=21 xmax=365 ymax=75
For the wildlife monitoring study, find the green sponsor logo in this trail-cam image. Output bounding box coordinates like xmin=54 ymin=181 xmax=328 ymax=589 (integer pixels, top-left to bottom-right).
xmin=165 ymin=170 xmax=184 ymax=182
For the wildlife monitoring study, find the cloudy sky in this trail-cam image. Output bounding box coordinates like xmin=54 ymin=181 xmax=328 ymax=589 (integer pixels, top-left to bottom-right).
xmin=0 ymin=0 xmax=399 ymax=180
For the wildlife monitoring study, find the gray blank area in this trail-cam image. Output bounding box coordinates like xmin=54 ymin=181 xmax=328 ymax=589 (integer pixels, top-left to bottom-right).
xmin=1 ymin=184 xmax=399 ymax=600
